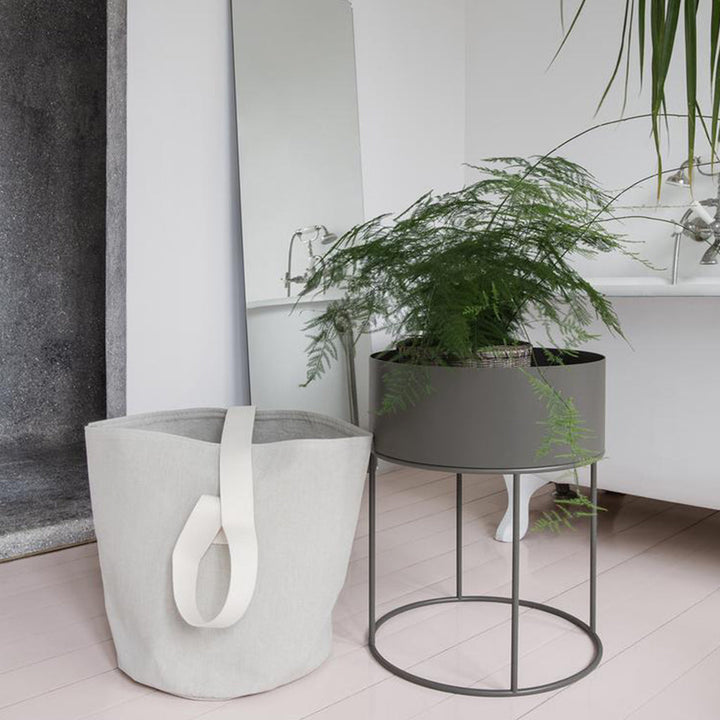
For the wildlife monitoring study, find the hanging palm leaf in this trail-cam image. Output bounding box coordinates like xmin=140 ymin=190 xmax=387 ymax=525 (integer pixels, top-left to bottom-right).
xmin=556 ymin=0 xmax=720 ymax=192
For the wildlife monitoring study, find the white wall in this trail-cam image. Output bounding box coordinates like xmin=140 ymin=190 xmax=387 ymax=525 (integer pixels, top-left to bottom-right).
xmin=464 ymin=0 xmax=718 ymax=279
xmin=352 ymin=0 xmax=467 ymax=219
xmin=125 ymin=0 xmax=249 ymax=413
xmin=351 ymin=0 xmax=716 ymax=277
xmin=352 ymin=0 xmax=467 ymax=355
xmin=123 ymin=0 xmax=468 ymax=413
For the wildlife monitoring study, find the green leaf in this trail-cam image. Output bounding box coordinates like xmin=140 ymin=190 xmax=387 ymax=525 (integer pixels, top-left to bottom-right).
xmin=622 ymin=0 xmax=636 ymax=113
xmin=649 ymin=0 xmax=665 ymax=194
xmin=685 ymin=0 xmax=697 ymax=180
xmin=638 ymin=0 xmax=647 ymax=81
xmin=695 ymin=100 xmax=718 ymax=164
xmin=549 ymin=0 xmax=589 ymax=67
xmin=712 ymin=50 xmax=720 ymax=162
xmin=596 ymin=0 xmax=633 ymax=114
xmin=655 ymin=0 xmax=681 ymax=115
xmin=648 ymin=0 xmax=682 ymax=194
xmin=712 ymin=0 xmax=720 ymax=77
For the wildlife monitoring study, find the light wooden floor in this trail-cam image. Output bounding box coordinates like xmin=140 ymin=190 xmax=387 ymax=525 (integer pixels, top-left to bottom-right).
xmin=1 ymin=467 xmax=719 ymax=719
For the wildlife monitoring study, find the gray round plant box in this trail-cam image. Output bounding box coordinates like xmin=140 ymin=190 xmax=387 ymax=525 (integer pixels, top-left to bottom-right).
xmin=369 ymin=349 xmax=605 ymax=472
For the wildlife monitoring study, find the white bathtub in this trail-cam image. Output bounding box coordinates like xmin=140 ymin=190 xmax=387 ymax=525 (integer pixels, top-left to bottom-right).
xmin=590 ymin=276 xmax=720 ymax=297
xmin=250 ymin=279 xmax=720 ymax=535
xmin=496 ymin=274 xmax=720 ymax=541
xmin=246 ymin=295 xmax=372 ymax=427
xmin=544 ymin=276 xmax=720 ymax=510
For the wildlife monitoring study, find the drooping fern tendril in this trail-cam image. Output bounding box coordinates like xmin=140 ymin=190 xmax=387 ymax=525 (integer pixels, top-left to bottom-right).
xmin=523 ymin=369 xmax=607 ymax=531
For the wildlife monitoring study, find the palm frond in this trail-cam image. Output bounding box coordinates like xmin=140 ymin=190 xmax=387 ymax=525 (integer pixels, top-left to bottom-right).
xmin=552 ymin=0 xmax=720 ymax=189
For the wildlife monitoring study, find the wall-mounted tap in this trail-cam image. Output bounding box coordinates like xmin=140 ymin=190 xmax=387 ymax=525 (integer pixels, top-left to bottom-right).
xmin=283 ymin=225 xmax=338 ymax=296
xmin=668 ymin=158 xmax=720 ymax=283
xmin=700 ymin=203 xmax=720 ymax=265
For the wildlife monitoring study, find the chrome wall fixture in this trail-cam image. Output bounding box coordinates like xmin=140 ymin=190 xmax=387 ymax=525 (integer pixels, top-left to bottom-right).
xmin=283 ymin=225 xmax=337 ymax=297
xmin=669 ymin=158 xmax=720 ymax=283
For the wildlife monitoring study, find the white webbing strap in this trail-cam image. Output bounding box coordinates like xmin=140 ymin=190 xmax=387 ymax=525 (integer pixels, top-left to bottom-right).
xmin=172 ymin=406 xmax=258 ymax=629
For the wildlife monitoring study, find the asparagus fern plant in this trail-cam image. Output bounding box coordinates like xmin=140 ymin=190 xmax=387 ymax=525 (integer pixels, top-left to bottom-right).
xmin=299 ymin=155 xmax=634 ymax=529
xmin=301 ymin=155 xmax=626 ymax=380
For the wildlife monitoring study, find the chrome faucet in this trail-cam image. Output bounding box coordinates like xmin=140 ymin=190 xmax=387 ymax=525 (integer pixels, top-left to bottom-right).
xmin=671 ymin=201 xmax=715 ymax=283
xmin=668 ymin=158 xmax=720 ymax=283
xmin=283 ymin=225 xmax=338 ymax=297
xmin=700 ymin=205 xmax=720 ymax=265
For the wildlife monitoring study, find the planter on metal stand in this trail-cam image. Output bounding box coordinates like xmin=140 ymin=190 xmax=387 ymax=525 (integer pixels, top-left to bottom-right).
xmin=367 ymin=348 xmax=605 ymax=696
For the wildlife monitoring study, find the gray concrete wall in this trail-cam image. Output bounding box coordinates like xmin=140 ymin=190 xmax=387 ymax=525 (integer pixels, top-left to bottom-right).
xmin=107 ymin=0 xmax=127 ymax=418
xmin=0 ymin=2 xmax=107 ymax=449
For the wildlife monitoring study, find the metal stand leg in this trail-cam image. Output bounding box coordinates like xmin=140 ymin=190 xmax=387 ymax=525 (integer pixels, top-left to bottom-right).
xmin=590 ymin=463 xmax=598 ymax=632
xmin=367 ymin=463 xmax=603 ymax=697
xmin=511 ymin=473 xmax=520 ymax=691
xmin=456 ymin=473 xmax=463 ymax=599
xmin=368 ymin=455 xmax=377 ymax=645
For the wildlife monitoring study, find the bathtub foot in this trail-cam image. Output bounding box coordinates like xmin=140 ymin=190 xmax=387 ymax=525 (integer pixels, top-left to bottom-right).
xmin=553 ymin=482 xmax=578 ymax=500
xmin=494 ymin=474 xmax=550 ymax=543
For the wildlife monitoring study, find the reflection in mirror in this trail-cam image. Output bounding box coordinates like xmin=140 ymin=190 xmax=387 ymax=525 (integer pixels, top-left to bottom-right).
xmin=231 ymin=0 xmax=367 ymax=423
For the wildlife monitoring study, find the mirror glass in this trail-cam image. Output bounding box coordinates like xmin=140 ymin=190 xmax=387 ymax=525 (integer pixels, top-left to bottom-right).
xmin=231 ymin=0 xmax=366 ymax=422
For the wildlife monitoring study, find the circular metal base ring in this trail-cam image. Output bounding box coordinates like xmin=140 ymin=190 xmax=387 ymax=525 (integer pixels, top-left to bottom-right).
xmin=369 ymin=595 xmax=603 ymax=697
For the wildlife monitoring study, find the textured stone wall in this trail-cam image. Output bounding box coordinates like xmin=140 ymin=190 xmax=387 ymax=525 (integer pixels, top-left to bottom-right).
xmin=0 ymin=2 xmax=107 ymax=449
xmin=107 ymin=0 xmax=127 ymax=418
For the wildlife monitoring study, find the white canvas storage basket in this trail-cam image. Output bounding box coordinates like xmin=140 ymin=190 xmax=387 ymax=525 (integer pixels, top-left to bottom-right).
xmin=85 ymin=407 xmax=372 ymax=700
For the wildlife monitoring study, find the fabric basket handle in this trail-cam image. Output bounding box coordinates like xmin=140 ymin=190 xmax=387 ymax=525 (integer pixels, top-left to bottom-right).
xmin=172 ymin=406 xmax=259 ymax=629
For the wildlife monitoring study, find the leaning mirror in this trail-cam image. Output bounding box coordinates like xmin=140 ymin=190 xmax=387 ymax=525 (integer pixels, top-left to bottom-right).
xmin=231 ymin=0 xmax=367 ymax=423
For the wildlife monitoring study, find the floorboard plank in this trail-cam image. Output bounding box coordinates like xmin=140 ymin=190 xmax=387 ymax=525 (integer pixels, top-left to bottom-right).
xmin=0 ymin=671 xmax=149 ymax=720
xmin=0 ymin=470 xmax=717 ymax=720
xmin=627 ymin=646 xmax=720 ymax=720
xmin=0 ymin=640 xmax=117 ymax=709
xmin=0 ymin=615 xmax=111 ymax=674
